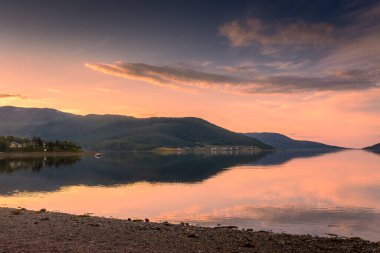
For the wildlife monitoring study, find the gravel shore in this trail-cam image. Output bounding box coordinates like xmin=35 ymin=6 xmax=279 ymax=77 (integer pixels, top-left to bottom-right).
xmin=0 ymin=208 xmax=379 ymax=253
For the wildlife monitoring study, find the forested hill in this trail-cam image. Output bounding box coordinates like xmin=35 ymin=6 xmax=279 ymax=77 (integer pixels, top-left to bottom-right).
xmin=0 ymin=106 xmax=272 ymax=151
xmin=245 ymin=132 xmax=345 ymax=150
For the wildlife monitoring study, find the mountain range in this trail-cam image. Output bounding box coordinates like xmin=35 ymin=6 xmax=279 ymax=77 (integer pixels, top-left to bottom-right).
xmin=3 ymin=106 xmax=375 ymax=151
xmin=364 ymin=143 xmax=380 ymax=154
xmin=245 ymin=132 xmax=345 ymax=150
xmin=0 ymin=106 xmax=271 ymax=151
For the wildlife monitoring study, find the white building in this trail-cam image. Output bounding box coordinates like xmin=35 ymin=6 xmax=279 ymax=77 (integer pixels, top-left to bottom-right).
xmin=9 ymin=142 xmax=23 ymax=148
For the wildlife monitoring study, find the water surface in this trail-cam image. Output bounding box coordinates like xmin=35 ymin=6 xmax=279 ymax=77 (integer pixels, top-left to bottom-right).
xmin=0 ymin=150 xmax=379 ymax=241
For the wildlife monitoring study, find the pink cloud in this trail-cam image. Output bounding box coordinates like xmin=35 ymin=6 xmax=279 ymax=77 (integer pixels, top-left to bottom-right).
xmin=86 ymin=62 xmax=379 ymax=94
xmin=219 ymin=19 xmax=336 ymax=48
xmin=0 ymin=94 xmax=26 ymax=100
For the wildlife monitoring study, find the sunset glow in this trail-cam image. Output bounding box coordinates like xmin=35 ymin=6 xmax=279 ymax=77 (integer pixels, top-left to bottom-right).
xmin=1 ymin=0 xmax=379 ymax=148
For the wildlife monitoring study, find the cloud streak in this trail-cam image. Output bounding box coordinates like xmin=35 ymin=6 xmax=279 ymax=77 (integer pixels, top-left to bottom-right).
xmin=0 ymin=94 xmax=26 ymax=100
xmin=86 ymin=62 xmax=379 ymax=94
xmin=219 ymin=2 xmax=380 ymax=73
xmin=219 ymin=19 xmax=337 ymax=48
xmin=85 ymin=62 xmax=249 ymax=93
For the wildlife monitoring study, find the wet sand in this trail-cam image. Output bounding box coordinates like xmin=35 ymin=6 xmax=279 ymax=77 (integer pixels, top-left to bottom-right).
xmin=0 ymin=208 xmax=379 ymax=253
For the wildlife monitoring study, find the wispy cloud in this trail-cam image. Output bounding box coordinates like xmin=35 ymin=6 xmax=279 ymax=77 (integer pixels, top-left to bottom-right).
xmin=218 ymin=60 xmax=310 ymax=74
xmin=0 ymin=94 xmax=26 ymax=99
xmin=91 ymin=87 xmax=118 ymax=93
xmin=86 ymin=62 xmax=379 ymax=94
xmin=214 ymin=2 xmax=380 ymax=94
xmin=85 ymin=62 xmax=245 ymax=93
xmin=219 ymin=2 xmax=380 ymax=72
xmin=47 ymin=89 xmax=61 ymax=93
xmin=219 ymin=19 xmax=337 ymax=48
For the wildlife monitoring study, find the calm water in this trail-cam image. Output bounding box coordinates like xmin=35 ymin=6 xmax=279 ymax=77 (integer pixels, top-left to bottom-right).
xmin=0 ymin=150 xmax=379 ymax=241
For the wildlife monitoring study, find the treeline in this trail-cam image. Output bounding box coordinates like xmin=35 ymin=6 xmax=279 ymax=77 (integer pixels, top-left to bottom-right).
xmin=0 ymin=136 xmax=82 ymax=152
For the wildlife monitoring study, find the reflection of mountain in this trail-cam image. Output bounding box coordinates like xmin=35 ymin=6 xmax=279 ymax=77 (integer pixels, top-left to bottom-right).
xmin=0 ymin=150 xmax=338 ymax=195
xmin=247 ymin=149 xmax=343 ymax=166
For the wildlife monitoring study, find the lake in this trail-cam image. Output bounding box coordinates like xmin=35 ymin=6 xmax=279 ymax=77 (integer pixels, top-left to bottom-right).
xmin=0 ymin=150 xmax=379 ymax=241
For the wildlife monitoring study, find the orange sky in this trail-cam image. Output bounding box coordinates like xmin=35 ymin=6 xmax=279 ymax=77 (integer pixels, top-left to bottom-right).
xmin=1 ymin=47 xmax=379 ymax=148
xmin=1 ymin=1 xmax=379 ymax=148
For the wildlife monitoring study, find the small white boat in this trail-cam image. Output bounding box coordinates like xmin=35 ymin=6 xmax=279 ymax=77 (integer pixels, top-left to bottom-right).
xmin=94 ymin=152 xmax=104 ymax=159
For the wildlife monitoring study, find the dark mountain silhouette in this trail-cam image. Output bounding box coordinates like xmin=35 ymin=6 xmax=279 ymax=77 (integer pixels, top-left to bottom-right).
xmin=245 ymin=132 xmax=344 ymax=150
xmin=0 ymin=106 xmax=271 ymax=151
xmin=0 ymin=106 xmax=74 ymax=134
xmin=364 ymin=143 xmax=380 ymax=154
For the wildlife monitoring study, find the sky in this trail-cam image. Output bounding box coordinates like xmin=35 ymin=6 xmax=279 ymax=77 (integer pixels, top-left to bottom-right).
xmin=0 ymin=0 xmax=379 ymax=148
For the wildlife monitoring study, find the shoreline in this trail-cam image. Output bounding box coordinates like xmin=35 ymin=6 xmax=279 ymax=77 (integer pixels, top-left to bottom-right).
xmin=0 ymin=207 xmax=378 ymax=253
xmin=0 ymin=151 xmax=90 ymax=158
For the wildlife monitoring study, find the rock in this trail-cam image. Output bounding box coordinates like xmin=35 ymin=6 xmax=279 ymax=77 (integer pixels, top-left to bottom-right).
xmin=187 ymin=233 xmax=199 ymax=239
xmin=214 ymin=225 xmax=238 ymax=229
xmin=242 ymin=242 xmax=254 ymax=248
xmin=11 ymin=210 xmax=21 ymax=215
xmin=163 ymin=221 xmax=172 ymax=226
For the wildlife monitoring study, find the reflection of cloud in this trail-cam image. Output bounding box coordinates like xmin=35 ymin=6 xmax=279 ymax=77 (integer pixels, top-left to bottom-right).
xmin=242 ymin=206 xmax=379 ymax=225
xmin=86 ymin=62 xmax=379 ymax=94
xmin=156 ymin=204 xmax=380 ymax=241
xmin=0 ymin=94 xmax=26 ymax=100
xmin=342 ymin=184 xmax=380 ymax=202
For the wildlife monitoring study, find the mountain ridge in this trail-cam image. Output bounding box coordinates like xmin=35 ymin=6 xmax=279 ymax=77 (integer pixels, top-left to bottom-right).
xmin=364 ymin=143 xmax=380 ymax=154
xmin=0 ymin=106 xmax=272 ymax=151
xmin=245 ymin=132 xmax=345 ymax=150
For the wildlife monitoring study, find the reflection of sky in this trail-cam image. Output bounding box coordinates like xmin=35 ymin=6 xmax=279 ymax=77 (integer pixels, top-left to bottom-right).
xmin=0 ymin=150 xmax=380 ymax=240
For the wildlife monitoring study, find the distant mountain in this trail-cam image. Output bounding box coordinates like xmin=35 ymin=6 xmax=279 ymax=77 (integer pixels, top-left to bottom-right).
xmin=0 ymin=106 xmax=272 ymax=151
xmin=0 ymin=106 xmax=74 ymax=134
xmin=245 ymin=132 xmax=344 ymax=150
xmin=364 ymin=143 xmax=380 ymax=154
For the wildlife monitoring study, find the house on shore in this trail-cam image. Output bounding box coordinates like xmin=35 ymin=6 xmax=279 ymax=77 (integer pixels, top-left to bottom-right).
xmin=9 ymin=142 xmax=23 ymax=148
